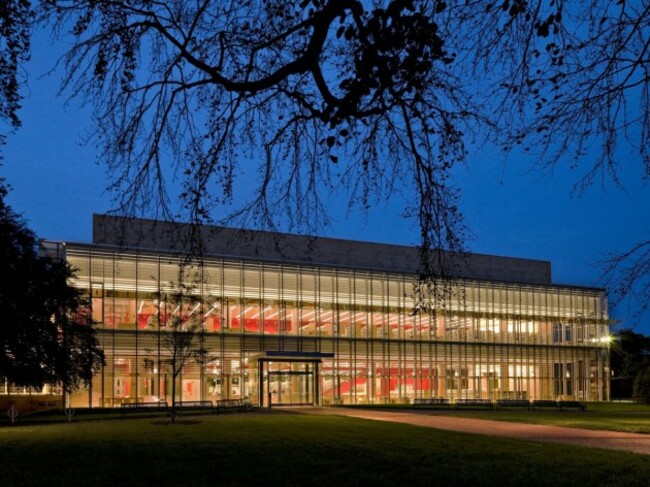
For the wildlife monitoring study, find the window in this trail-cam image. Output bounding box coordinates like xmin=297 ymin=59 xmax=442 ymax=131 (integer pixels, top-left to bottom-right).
xmin=564 ymin=324 xmax=573 ymax=343
xmin=552 ymin=322 xmax=563 ymax=343
xmin=553 ymin=363 xmax=564 ymax=396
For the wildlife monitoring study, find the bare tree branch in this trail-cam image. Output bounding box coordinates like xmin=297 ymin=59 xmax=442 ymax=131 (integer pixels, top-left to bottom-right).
xmin=2 ymin=1 xmax=648 ymax=315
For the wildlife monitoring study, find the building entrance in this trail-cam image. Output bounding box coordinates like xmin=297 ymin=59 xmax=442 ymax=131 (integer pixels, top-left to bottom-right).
xmin=258 ymin=356 xmax=326 ymax=407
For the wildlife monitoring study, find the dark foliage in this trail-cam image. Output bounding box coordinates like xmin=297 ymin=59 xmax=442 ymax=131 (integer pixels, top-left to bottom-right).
xmin=0 ymin=179 xmax=104 ymax=392
xmin=0 ymin=0 xmax=33 ymax=150
xmin=610 ymin=328 xmax=650 ymax=399
xmin=0 ymin=0 xmax=32 ymax=127
xmin=633 ymin=366 xmax=650 ymax=404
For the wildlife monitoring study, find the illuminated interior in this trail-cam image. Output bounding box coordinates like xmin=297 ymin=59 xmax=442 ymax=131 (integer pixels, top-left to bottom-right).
xmin=60 ymin=242 xmax=610 ymax=408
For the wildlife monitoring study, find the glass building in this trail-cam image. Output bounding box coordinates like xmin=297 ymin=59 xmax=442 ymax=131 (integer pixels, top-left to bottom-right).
xmin=55 ymin=215 xmax=610 ymax=408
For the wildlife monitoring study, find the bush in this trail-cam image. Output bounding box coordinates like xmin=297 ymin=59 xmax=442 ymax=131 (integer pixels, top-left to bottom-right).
xmin=632 ymin=367 xmax=650 ymax=404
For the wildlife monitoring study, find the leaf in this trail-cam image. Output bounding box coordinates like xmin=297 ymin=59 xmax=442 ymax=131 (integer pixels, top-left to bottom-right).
xmin=537 ymin=22 xmax=549 ymax=37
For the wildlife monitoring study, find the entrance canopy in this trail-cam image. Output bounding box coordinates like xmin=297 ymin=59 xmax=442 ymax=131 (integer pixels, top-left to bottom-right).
xmin=259 ymin=351 xmax=335 ymax=360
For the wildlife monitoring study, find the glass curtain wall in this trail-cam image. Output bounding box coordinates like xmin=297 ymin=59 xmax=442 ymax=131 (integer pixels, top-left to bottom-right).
xmin=66 ymin=244 xmax=610 ymax=407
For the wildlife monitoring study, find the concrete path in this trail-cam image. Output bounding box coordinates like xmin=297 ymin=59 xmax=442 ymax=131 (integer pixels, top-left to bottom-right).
xmin=287 ymin=407 xmax=650 ymax=456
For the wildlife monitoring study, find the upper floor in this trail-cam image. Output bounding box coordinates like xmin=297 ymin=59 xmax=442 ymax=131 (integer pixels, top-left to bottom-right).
xmin=62 ymin=242 xmax=609 ymax=347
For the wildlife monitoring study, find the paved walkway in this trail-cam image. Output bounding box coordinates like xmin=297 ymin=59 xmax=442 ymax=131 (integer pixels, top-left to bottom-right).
xmin=287 ymin=407 xmax=650 ymax=455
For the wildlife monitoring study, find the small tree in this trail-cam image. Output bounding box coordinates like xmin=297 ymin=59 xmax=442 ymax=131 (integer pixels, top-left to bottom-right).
xmin=156 ymin=270 xmax=207 ymax=424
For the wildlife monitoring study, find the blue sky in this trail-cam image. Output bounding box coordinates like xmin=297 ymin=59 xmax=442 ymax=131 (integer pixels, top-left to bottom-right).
xmin=2 ymin=27 xmax=649 ymax=333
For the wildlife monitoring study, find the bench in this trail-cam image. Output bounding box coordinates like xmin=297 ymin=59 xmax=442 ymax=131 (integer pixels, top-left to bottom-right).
xmin=530 ymin=400 xmax=559 ymax=411
xmin=557 ymin=400 xmax=587 ymax=412
xmin=120 ymin=401 xmax=169 ymax=417
xmin=496 ymin=399 xmax=531 ymax=410
xmin=36 ymin=401 xmax=58 ymax=408
xmin=413 ymin=398 xmax=450 ymax=408
xmin=174 ymin=400 xmax=215 ymax=415
xmin=216 ymin=399 xmax=254 ymax=414
xmin=455 ymin=399 xmax=493 ymax=409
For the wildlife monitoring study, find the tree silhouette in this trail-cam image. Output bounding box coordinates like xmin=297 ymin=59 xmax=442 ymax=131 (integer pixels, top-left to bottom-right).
xmin=609 ymin=328 xmax=650 ymax=399
xmin=0 ymin=178 xmax=104 ymax=399
xmin=2 ymin=1 xmax=649 ymax=312
xmin=42 ymin=0 xmax=479 ymax=272
xmin=603 ymin=241 xmax=650 ymax=323
xmin=0 ymin=0 xmax=33 ymax=152
xmin=0 ymin=0 xmax=31 ymax=127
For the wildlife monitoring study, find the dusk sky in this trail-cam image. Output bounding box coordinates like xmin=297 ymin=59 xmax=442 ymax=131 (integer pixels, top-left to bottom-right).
xmin=2 ymin=27 xmax=650 ymax=333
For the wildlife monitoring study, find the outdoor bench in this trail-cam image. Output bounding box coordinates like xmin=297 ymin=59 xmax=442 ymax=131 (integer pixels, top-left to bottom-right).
xmin=530 ymin=400 xmax=559 ymax=411
xmin=413 ymin=398 xmax=450 ymax=408
xmin=216 ymin=398 xmax=253 ymax=414
xmin=557 ymin=400 xmax=587 ymax=412
xmin=174 ymin=400 xmax=215 ymax=415
xmin=36 ymin=401 xmax=58 ymax=408
xmin=455 ymin=398 xmax=494 ymax=409
xmin=120 ymin=401 xmax=169 ymax=417
xmin=496 ymin=399 xmax=531 ymax=410
xmin=241 ymin=398 xmax=256 ymax=411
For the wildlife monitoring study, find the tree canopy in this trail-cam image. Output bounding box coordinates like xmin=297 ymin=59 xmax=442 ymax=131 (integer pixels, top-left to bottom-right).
xmin=0 ymin=0 xmax=31 ymax=131
xmin=0 ymin=179 xmax=104 ymax=393
xmin=1 ymin=1 xmax=649 ymax=307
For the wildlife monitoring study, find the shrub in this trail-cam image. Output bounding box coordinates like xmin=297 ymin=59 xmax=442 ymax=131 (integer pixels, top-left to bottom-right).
xmin=632 ymin=367 xmax=650 ymax=404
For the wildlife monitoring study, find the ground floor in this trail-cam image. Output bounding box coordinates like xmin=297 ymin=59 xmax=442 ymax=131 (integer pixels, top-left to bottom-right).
xmin=60 ymin=332 xmax=609 ymax=407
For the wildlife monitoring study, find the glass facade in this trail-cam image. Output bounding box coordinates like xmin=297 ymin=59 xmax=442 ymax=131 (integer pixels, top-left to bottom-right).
xmin=65 ymin=243 xmax=610 ymax=408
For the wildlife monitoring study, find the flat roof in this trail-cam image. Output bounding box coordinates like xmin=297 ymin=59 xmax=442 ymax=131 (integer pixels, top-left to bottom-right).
xmin=91 ymin=214 xmax=553 ymax=285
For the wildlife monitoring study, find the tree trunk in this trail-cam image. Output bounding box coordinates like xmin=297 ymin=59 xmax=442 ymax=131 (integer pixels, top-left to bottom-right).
xmin=171 ymin=358 xmax=177 ymax=424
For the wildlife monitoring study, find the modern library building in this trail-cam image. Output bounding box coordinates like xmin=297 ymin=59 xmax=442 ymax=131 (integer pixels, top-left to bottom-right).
xmin=50 ymin=215 xmax=610 ymax=408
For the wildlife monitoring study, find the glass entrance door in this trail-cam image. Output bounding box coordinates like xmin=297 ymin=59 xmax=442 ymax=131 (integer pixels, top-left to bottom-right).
xmin=261 ymin=361 xmax=318 ymax=406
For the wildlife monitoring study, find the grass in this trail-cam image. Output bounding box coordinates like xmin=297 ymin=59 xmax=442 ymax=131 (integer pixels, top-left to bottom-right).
xmin=1 ymin=412 xmax=649 ymax=486
xmin=4 ymin=401 xmax=650 ymax=434
xmin=447 ymin=402 xmax=650 ymax=434
xmin=346 ymin=402 xmax=650 ymax=434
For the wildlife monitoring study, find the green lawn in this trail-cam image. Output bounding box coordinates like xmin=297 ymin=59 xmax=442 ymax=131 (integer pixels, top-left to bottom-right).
xmin=1 ymin=412 xmax=649 ymax=486
xmin=362 ymin=402 xmax=650 ymax=434
xmin=4 ymin=402 xmax=650 ymax=434
xmin=445 ymin=402 xmax=650 ymax=434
